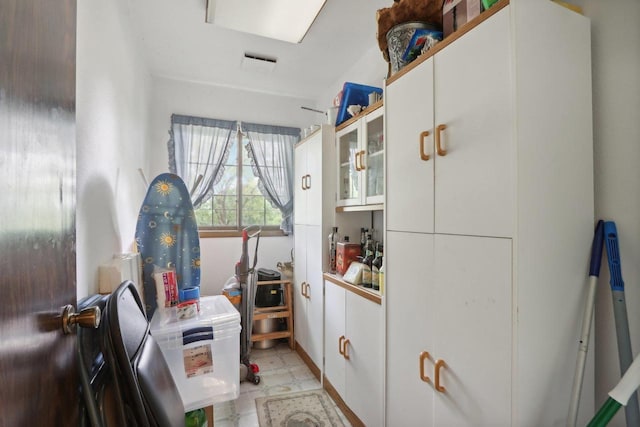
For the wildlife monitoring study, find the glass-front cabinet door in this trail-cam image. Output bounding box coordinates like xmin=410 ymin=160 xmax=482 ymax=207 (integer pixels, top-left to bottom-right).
xmin=336 ymin=105 xmax=384 ymax=207
xmin=337 ymin=121 xmax=361 ymax=206
xmin=364 ymin=108 xmax=384 ymax=204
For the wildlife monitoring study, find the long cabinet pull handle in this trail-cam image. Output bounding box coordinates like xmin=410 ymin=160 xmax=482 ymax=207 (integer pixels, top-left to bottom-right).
xmin=339 ymin=335 xmax=345 ymax=356
xmin=305 ymin=283 xmax=310 ymax=299
xmin=359 ymin=150 xmax=366 ymax=170
xmin=353 ymin=152 xmax=359 ymax=171
xmin=300 ymin=282 xmax=307 ymax=297
xmin=343 ymin=339 xmax=351 ymax=360
xmin=419 ymin=351 xmax=431 ymax=383
xmin=419 ymin=131 xmax=431 ymax=161
xmin=306 ymin=174 xmax=311 ymax=189
xmin=435 ymin=124 xmax=447 ymax=156
xmin=301 ymin=176 xmax=306 ymax=190
xmin=434 ymin=359 xmax=447 ymax=392
xmin=356 ymin=151 xmax=362 ymax=171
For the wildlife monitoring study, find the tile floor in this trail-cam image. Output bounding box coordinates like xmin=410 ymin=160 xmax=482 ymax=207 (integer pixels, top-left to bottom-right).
xmin=213 ymin=341 xmax=351 ymax=426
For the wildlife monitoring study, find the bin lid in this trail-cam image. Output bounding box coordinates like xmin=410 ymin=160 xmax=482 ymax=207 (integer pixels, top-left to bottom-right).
xmin=257 ymin=268 xmax=280 ymax=281
xmin=149 ymin=295 xmax=240 ymax=339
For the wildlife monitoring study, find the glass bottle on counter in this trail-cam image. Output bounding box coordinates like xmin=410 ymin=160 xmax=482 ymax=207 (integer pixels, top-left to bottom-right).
xmin=328 ymin=227 xmax=339 ymax=274
xmin=361 ymin=234 xmax=374 ymax=288
xmin=371 ymin=243 xmax=383 ymax=291
xmin=378 ymin=258 xmax=384 ymax=293
xmin=360 ymin=227 xmax=368 ymax=255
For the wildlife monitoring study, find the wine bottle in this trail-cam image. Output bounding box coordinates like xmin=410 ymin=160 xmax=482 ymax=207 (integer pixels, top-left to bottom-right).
xmin=372 ymin=243 xmax=383 ymax=291
xmin=328 ymin=227 xmax=338 ymax=274
xmin=361 ymin=234 xmax=374 ymax=288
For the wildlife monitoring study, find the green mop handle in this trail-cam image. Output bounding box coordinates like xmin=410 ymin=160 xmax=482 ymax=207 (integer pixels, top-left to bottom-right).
xmin=604 ymin=221 xmax=640 ymax=426
xmin=588 ymin=351 xmax=640 ymax=426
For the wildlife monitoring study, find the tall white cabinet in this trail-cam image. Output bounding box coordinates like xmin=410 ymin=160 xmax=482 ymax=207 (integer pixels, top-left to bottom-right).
xmin=385 ymin=1 xmax=594 ymax=426
xmin=293 ymin=125 xmax=335 ymax=372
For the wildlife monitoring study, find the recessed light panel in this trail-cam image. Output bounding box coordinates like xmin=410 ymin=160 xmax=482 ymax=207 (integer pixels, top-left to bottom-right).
xmin=206 ymin=0 xmax=326 ymax=43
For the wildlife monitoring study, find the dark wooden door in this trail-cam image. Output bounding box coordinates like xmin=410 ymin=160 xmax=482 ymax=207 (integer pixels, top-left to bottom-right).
xmin=0 ymin=0 xmax=78 ymax=425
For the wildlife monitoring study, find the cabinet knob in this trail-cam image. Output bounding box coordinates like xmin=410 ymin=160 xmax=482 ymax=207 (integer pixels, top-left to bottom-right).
xmin=419 ymin=131 xmax=431 ymax=161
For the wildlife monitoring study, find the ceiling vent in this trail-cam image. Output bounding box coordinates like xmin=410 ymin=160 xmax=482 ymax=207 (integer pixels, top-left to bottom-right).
xmin=241 ymin=53 xmax=277 ymax=73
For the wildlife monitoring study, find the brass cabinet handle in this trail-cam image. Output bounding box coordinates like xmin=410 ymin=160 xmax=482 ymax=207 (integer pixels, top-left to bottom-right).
xmin=305 ymin=282 xmax=310 ymax=299
xmin=435 ymin=124 xmax=447 ymax=156
xmin=359 ymin=150 xmax=366 ymax=170
xmin=305 ymin=174 xmax=311 ymax=190
xmin=354 ymin=151 xmax=360 ymax=171
xmin=419 ymin=131 xmax=431 ymax=161
xmin=434 ymin=359 xmax=447 ymax=392
xmin=301 ymin=176 xmax=306 ymax=190
xmin=419 ymin=351 xmax=431 ymax=383
xmin=301 ymin=281 xmax=307 ymax=297
xmin=339 ymin=335 xmax=345 ymax=356
xmin=343 ymin=338 xmax=351 ymax=360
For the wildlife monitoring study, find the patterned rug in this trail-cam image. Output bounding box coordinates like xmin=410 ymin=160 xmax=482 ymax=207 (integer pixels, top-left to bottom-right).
xmin=255 ymin=389 xmax=345 ymax=427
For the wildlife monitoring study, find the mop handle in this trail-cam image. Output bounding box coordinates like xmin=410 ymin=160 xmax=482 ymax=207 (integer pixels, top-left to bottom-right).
xmin=604 ymin=221 xmax=640 ymax=427
xmin=588 ymin=352 xmax=640 ymax=427
xmin=567 ymin=220 xmax=604 ymax=427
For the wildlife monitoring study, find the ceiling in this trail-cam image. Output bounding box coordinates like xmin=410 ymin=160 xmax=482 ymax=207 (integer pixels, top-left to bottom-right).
xmin=126 ymin=0 xmax=392 ymax=100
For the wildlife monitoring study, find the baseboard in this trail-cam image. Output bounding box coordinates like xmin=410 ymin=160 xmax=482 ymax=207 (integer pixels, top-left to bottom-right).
xmin=322 ymin=375 xmax=365 ymax=427
xmin=294 ymin=341 xmax=321 ymax=382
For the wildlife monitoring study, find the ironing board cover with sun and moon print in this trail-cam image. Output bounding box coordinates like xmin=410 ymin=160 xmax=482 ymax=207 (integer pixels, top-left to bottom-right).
xmin=135 ymin=173 xmax=200 ymax=317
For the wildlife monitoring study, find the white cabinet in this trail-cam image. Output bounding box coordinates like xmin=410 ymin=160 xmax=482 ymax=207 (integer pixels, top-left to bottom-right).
xmin=336 ymin=106 xmax=384 ymax=208
xmin=293 ymin=125 xmax=335 ymax=371
xmin=385 ymin=2 xmax=594 ymax=426
xmin=324 ymin=279 xmax=383 ymax=427
xmin=386 ymin=232 xmax=511 ymax=426
xmin=386 ymin=6 xmax=513 ymax=238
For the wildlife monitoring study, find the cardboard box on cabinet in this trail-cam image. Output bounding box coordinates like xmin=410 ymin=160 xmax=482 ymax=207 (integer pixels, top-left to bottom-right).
xmin=443 ymin=0 xmax=482 ymax=37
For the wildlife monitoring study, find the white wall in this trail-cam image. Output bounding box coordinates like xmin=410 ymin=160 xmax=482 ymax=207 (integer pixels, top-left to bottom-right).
xmin=316 ymin=44 xmax=389 ymax=113
xmin=572 ymin=1 xmax=640 ymax=424
xmin=148 ymin=77 xmax=313 ymax=295
xmin=76 ymin=0 xmax=152 ymax=299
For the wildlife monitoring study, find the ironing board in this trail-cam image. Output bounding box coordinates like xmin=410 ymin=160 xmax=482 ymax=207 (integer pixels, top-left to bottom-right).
xmin=135 ymin=173 xmax=200 ymax=317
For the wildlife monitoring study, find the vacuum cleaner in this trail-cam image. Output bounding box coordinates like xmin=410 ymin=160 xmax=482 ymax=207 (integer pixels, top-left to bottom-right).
xmin=235 ymin=225 xmax=262 ymax=385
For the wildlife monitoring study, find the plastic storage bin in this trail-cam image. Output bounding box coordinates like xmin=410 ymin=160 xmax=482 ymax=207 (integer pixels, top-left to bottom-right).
xmin=150 ymin=295 xmax=240 ymax=411
xmin=335 ymin=82 xmax=383 ymax=126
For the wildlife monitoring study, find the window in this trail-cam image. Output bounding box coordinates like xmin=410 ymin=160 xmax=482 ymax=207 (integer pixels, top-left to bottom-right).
xmin=168 ymin=114 xmax=298 ymax=235
xmin=194 ymin=132 xmax=282 ymax=229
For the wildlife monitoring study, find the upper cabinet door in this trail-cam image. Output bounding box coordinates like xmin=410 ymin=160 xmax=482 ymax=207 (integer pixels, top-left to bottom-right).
xmin=433 ymin=8 xmax=514 ymax=238
xmin=386 ymin=57 xmax=435 ymax=234
xmin=294 ymin=140 xmax=308 ymax=225
xmin=363 ymin=107 xmax=384 ymax=205
xmin=305 ymin=132 xmax=324 ymax=226
xmin=336 ymin=120 xmax=362 ymax=207
xmin=294 ymin=131 xmax=324 ymax=226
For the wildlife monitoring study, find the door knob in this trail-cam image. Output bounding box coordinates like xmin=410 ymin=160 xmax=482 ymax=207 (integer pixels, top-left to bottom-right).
xmin=61 ymin=304 xmax=101 ymax=334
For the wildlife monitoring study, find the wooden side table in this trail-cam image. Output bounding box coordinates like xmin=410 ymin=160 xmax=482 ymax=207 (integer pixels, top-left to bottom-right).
xmin=251 ymin=280 xmax=295 ymax=350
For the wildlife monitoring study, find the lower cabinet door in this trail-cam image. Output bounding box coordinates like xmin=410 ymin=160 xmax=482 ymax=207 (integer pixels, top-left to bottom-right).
xmin=386 ymin=232 xmax=512 ymax=426
xmin=345 ymin=291 xmax=383 ymax=427
xmin=432 ymin=234 xmax=512 ymax=426
xmin=324 ymin=280 xmax=346 ymax=396
xmin=386 ymin=231 xmax=435 ymax=426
